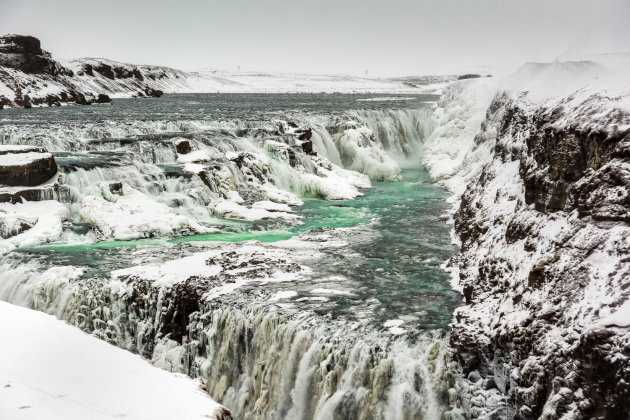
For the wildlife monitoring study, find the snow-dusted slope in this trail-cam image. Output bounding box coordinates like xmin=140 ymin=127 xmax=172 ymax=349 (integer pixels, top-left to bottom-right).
xmin=0 ymin=34 xmax=453 ymax=108
xmin=0 ymin=301 xmax=230 ymax=420
xmin=424 ymin=56 xmax=630 ymax=418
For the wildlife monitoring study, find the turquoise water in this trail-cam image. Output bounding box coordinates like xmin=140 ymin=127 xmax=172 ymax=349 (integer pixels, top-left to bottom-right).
xmin=6 ymin=91 xmax=460 ymax=334
xmin=15 ymin=167 xmax=460 ymax=333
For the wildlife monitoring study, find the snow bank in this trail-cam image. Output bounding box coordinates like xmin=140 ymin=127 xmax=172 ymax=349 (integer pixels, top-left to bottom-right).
xmin=0 ymin=301 xmax=226 ymax=420
xmin=0 ymin=201 xmax=68 ymax=253
xmin=429 ymin=55 xmax=630 ymax=417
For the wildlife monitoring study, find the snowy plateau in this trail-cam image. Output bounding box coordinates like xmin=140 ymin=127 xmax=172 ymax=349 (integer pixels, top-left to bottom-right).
xmin=0 ymin=33 xmax=629 ymax=420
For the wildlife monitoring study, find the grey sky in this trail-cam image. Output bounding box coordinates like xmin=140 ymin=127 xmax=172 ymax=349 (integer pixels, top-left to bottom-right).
xmin=0 ymin=0 xmax=628 ymax=76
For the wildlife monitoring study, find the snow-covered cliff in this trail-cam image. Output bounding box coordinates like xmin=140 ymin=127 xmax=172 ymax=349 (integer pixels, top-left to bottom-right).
xmin=424 ymin=56 xmax=630 ymax=418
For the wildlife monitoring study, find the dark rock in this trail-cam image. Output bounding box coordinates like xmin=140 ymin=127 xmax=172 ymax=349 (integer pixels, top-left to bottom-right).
xmin=95 ymin=94 xmax=111 ymax=104
xmin=144 ymin=87 xmax=164 ymax=98
xmin=0 ymin=149 xmax=58 ymax=186
xmin=0 ymin=95 xmax=10 ymax=109
xmin=296 ymin=128 xmax=312 ymax=141
xmin=108 ymin=182 xmax=123 ymax=195
xmin=300 ymin=140 xmax=315 ymax=155
xmin=463 ymin=284 xmax=474 ymax=303
xmin=214 ymin=406 xmax=233 ymax=420
xmin=457 ymin=74 xmax=482 ymax=80
xmin=0 ymin=185 xmax=59 ymax=203
xmin=0 ymin=34 xmax=73 ymax=76
xmin=74 ymin=92 xmax=91 ymax=106
xmin=450 ymin=93 xmax=630 ymax=418
xmin=0 ymin=34 xmax=43 ymax=55
xmin=94 ymin=63 xmax=115 ymax=80
xmin=175 ymin=140 xmax=192 ymax=154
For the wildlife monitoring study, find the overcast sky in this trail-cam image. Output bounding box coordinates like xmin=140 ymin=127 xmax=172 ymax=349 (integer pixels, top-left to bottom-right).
xmin=0 ymin=0 xmax=628 ymax=76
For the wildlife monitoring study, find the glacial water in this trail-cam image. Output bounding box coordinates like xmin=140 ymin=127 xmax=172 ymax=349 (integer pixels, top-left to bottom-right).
xmin=0 ymin=93 xmax=462 ymax=419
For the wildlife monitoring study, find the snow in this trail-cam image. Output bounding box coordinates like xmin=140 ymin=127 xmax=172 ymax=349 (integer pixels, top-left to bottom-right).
xmin=0 ymin=145 xmax=44 ymax=154
xmin=0 ymin=301 xmax=224 ymax=420
xmin=598 ymin=300 xmax=630 ymax=328
xmin=251 ymin=200 xmax=293 ymax=213
xmin=299 ymin=157 xmax=371 ymax=200
xmin=425 ymin=54 xmax=630 ymax=417
xmin=111 ymin=251 xmax=223 ymax=288
xmin=111 ymin=243 xmax=312 ymax=300
xmin=0 ymin=151 xmax=53 ymax=167
xmin=79 ymin=184 xmax=210 ymax=240
xmin=213 ymin=199 xmax=300 ymax=221
xmin=177 ymin=150 xmax=214 ymax=163
xmin=183 ymin=163 xmax=205 ymax=174
xmin=383 ymin=319 xmax=407 ymax=335
xmin=421 ymin=78 xmax=497 ymax=199
xmin=0 ymin=200 xmax=68 ymax=253
xmin=260 ymin=183 xmax=304 ymax=206
xmin=270 ymin=290 xmax=298 ymax=301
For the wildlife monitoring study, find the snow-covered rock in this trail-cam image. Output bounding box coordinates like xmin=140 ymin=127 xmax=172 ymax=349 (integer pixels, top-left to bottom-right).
xmin=0 ymin=300 xmax=230 ymax=420
xmin=0 ymin=34 xmax=456 ymax=108
xmin=0 ymin=145 xmax=57 ymax=187
xmin=79 ymin=183 xmax=211 ymax=240
xmin=429 ymin=57 xmax=630 ymax=418
xmin=0 ymin=200 xmax=68 ymax=253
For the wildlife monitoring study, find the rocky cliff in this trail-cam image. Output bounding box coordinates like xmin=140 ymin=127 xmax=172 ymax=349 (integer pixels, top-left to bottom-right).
xmin=0 ymin=34 xmax=170 ymax=108
xmin=425 ymin=60 xmax=630 ymax=419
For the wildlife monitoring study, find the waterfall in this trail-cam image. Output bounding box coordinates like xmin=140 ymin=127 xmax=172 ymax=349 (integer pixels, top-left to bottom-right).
xmin=0 ymin=100 xmax=457 ymax=419
xmin=0 ymin=250 xmax=456 ymax=420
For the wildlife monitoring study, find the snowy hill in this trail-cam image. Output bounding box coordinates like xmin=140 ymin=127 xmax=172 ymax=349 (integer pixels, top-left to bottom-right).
xmin=0 ymin=34 xmax=456 ymax=108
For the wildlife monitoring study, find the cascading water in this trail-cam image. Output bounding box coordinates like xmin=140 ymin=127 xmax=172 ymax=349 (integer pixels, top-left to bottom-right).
xmin=0 ymin=93 xmax=463 ymax=419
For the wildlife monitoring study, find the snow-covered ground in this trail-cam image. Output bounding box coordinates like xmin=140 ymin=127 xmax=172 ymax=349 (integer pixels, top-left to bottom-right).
xmin=0 ymin=300 xmax=228 ymax=420
xmin=62 ymin=58 xmax=450 ymax=96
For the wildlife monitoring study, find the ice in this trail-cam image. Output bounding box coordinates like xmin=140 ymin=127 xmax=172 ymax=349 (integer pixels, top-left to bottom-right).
xmin=79 ymin=184 xmax=211 ymax=240
xmin=0 ymin=201 xmax=68 ymax=253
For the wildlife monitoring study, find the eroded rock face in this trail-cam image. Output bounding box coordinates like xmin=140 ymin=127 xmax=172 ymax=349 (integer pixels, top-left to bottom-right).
xmin=450 ymin=93 xmax=630 ymax=418
xmin=0 ymin=146 xmax=58 ymax=187
xmin=0 ymin=34 xmax=171 ymax=108
xmin=0 ymin=34 xmax=73 ymax=76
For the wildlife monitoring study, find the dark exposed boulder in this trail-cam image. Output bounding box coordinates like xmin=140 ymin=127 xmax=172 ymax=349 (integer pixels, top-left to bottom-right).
xmin=0 ymin=146 xmax=58 ymax=186
xmin=144 ymin=87 xmax=164 ymax=98
xmin=0 ymin=95 xmax=10 ymax=109
xmin=296 ymin=128 xmax=312 ymax=141
xmin=457 ymin=74 xmax=482 ymax=80
xmin=175 ymin=140 xmax=192 ymax=154
xmin=95 ymin=94 xmax=112 ymax=104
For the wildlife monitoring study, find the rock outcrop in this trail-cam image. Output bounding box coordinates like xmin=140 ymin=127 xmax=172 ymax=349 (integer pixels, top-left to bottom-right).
xmin=447 ymin=86 xmax=630 ymax=418
xmin=0 ymin=145 xmax=58 ymax=187
xmin=0 ymin=34 xmax=73 ymax=76
xmin=0 ymin=34 xmax=171 ymax=108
